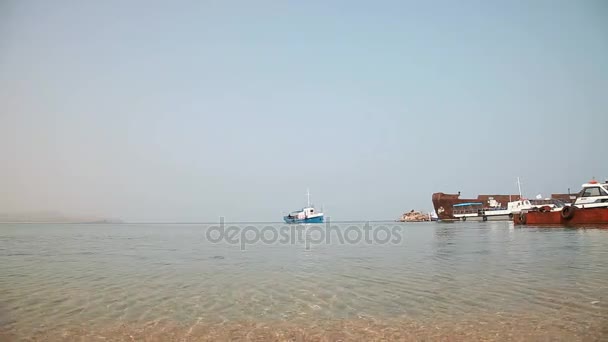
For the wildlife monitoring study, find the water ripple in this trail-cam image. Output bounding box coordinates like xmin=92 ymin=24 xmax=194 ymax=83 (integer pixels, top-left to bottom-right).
xmin=1 ymin=222 xmax=607 ymax=340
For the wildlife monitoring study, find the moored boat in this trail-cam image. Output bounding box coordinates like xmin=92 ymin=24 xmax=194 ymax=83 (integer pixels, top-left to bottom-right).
xmin=515 ymin=179 xmax=608 ymax=226
xmin=433 ymin=178 xmax=573 ymax=221
xmin=283 ymin=189 xmax=324 ymax=224
xmin=453 ymin=198 xmax=566 ymax=222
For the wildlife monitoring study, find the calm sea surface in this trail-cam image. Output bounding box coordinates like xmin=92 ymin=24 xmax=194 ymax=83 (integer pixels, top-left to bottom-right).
xmin=1 ymin=222 xmax=607 ymax=341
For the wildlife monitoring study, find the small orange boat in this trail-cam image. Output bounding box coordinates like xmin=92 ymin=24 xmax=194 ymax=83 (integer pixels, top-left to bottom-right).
xmin=514 ymin=179 xmax=608 ymax=226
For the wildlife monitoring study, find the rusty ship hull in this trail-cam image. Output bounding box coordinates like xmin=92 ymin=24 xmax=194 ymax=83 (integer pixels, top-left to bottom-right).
xmin=432 ymin=192 xmax=572 ymax=221
xmin=514 ymin=207 xmax=608 ymax=226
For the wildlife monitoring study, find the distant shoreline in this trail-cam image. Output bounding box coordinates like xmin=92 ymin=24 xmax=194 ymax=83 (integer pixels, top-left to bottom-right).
xmin=0 ymin=221 xmax=122 ymax=224
xmin=0 ymin=220 xmax=408 ymax=225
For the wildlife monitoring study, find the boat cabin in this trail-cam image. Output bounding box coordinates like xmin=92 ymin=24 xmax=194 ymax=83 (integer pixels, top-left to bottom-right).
xmin=507 ymin=199 xmax=533 ymax=212
xmin=302 ymin=207 xmax=316 ymax=217
xmin=574 ymin=180 xmax=608 ymax=208
xmin=485 ymin=197 xmax=506 ymax=210
xmin=287 ymin=207 xmax=317 ymax=220
xmin=452 ymin=202 xmax=483 ymax=218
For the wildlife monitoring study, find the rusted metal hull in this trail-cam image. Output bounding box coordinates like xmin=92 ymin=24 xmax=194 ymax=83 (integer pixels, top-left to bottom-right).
xmin=432 ymin=193 xmax=521 ymax=221
xmin=514 ymin=207 xmax=608 ymax=225
xmin=432 ymin=192 xmax=573 ymax=221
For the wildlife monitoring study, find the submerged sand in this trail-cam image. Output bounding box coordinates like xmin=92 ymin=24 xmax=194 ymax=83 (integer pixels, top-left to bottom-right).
xmin=3 ymin=223 xmax=607 ymax=341
xmin=3 ymin=314 xmax=607 ymax=341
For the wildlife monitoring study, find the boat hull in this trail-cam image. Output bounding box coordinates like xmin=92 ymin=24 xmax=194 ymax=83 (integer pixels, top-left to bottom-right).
xmin=514 ymin=207 xmax=608 ymax=226
xmin=283 ymin=215 xmax=324 ymax=224
xmin=456 ymin=214 xmax=514 ymax=222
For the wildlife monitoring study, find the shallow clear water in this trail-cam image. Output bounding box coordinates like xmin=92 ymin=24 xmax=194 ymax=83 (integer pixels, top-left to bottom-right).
xmin=1 ymin=221 xmax=607 ymax=340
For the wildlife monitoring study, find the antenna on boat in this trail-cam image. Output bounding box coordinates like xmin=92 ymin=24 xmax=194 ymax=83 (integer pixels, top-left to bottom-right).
xmin=517 ymin=177 xmax=523 ymax=199
xmin=306 ymin=188 xmax=311 ymax=207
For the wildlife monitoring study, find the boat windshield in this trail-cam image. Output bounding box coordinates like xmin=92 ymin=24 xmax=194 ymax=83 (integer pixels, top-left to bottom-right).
xmin=582 ymin=187 xmax=603 ymax=197
xmin=453 ymin=202 xmax=483 ymax=208
xmin=453 ymin=203 xmax=483 ymax=215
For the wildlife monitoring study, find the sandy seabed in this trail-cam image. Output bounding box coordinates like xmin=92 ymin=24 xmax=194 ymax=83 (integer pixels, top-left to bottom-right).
xmin=2 ymin=315 xmax=607 ymax=342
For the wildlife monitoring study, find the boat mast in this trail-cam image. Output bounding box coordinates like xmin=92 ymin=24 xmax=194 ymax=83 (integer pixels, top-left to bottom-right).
xmin=517 ymin=177 xmax=523 ymax=199
xmin=307 ymin=188 xmax=311 ymax=207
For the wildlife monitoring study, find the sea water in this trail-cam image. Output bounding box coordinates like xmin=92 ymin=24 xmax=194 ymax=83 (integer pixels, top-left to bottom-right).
xmin=1 ymin=221 xmax=606 ymax=340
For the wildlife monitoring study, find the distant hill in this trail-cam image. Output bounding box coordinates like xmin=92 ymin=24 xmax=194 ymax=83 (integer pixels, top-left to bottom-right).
xmin=0 ymin=211 xmax=123 ymax=223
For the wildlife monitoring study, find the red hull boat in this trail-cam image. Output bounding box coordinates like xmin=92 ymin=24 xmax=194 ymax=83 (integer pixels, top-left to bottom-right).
xmin=514 ymin=206 xmax=608 ymax=225
xmin=515 ymin=179 xmax=608 ymax=226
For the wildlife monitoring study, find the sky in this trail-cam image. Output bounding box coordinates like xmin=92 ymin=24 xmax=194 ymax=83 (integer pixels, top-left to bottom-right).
xmin=1 ymin=0 xmax=607 ymax=222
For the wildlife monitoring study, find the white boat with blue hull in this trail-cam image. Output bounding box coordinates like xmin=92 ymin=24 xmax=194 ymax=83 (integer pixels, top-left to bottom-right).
xmin=283 ymin=189 xmax=324 ymax=224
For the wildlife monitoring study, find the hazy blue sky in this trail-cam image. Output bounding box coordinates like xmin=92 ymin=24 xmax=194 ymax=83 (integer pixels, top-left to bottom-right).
xmin=1 ymin=0 xmax=606 ymax=222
